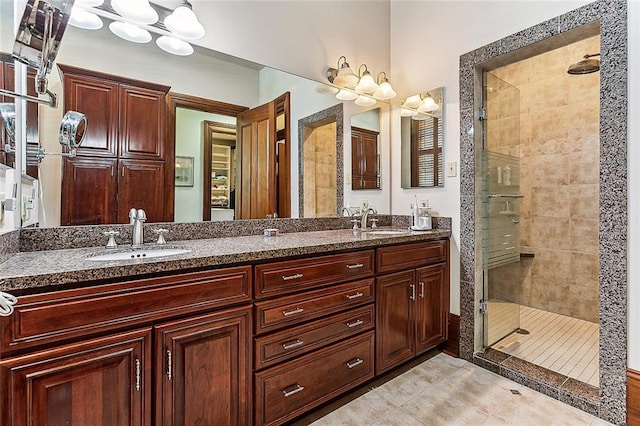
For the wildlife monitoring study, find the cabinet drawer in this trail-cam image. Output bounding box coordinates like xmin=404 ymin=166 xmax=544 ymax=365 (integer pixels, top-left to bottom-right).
xmin=376 ymin=240 xmax=447 ymax=274
xmin=1 ymin=266 xmax=251 ymax=354
xmin=255 ymin=331 xmax=374 ymax=426
xmin=254 ymin=250 xmax=374 ymax=299
xmin=254 ymin=279 xmax=374 ymax=334
xmin=254 ymin=304 xmax=374 ymax=370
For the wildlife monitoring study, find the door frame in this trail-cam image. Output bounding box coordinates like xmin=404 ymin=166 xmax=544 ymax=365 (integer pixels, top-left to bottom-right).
xmin=458 ymin=2 xmax=628 ymax=423
xmin=166 ymin=93 xmax=247 ymax=222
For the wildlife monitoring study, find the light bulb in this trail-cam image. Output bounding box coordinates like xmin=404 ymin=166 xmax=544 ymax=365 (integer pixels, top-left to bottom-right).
xmin=333 ymin=59 xmax=359 ymax=89
xmin=156 ymin=36 xmax=194 ymax=56
xmin=336 ymin=89 xmax=358 ymax=101
xmin=373 ymin=81 xmax=397 ymax=100
xmin=354 ymin=72 xmax=378 ymax=94
xmin=164 ymin=2 xmax=205 ymax=40
xmin=111 ymin=0 xmax=158 ymax=25
xmin=418 ymin=96 xmax=439 ymax=113
xmin=69 ymin=8 xmax=103 ymax=30
xmin=109 ymin=22 xmax=152 ymax=43
xmin=402 ymin=94 xmax=422 ymax=109
xmin=355 ymin=95 xmax=376 ymax=106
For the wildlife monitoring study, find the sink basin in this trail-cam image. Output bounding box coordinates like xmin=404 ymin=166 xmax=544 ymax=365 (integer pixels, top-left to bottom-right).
xmin=366 ymin=229 xmax=411 ymax=236
xmin=87 ymin=247 xmax=191 ymax=262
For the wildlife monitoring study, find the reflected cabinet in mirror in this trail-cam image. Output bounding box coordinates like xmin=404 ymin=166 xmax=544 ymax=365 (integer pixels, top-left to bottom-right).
xmin=28 ymin=19 xmax=391 ymax=227
xmin=400 ymin=87 xmax=444 ymax=188
xmin=351 ymin=108 xmax=380 ymax=190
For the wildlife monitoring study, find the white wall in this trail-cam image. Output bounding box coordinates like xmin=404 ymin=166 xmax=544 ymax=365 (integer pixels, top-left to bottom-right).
xmin=390 ymin=0 xmax=639 ymax=369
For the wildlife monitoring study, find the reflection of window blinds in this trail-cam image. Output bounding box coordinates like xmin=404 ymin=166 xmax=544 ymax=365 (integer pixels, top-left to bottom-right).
xmin=415 ymin=117 xmax=442 ymax=186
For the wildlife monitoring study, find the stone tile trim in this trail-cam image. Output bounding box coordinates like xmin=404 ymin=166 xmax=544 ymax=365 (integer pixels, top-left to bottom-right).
xmin=459 ymin=0 xmax=628 ymax=423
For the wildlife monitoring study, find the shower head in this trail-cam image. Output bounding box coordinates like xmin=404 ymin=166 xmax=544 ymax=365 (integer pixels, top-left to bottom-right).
xmin=567 ymin=53 xmax=600 ymax=75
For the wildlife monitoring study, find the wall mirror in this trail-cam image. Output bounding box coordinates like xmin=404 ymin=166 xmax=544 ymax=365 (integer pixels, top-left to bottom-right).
xmin=350 ymin=108 xmax=380 ymax=191
xmin=19 ymin=18 xmax=392 ymax=227
xmin=400 ymin=87 xmax=444 ymax=188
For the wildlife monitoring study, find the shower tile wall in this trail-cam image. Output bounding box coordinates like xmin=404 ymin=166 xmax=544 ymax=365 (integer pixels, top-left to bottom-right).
xmin=490 ymin=35 xmax=600 ymax=322
xmin=303 ymin=123 xmax=337 ymax=217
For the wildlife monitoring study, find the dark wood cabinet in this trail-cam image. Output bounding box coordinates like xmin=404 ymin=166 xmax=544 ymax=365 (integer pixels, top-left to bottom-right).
xmin=61 ymin=157 xmax=117 ymax=225
xmin=376 ymin=240 xmax=450 ymax=374
xmin=155 ymin=306 xmax=252 ymax=426
xmin=351 ymin=126 xmax=379 ymax=190
xmin=0 ymin=328 xmax=152 ymax=426
xmin=59 ymin=64 xmax=171 ymax=225
xmin=117 ymin=159 xmax=166 ymax=224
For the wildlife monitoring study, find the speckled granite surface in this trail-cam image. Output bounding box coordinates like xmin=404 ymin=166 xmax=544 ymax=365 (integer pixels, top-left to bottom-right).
xmin=0 ymin=227 xmax=450 ymax=293
xmin=459 ymin=1 xmax=627 ymax=423
xmin=0 ymin=230 xmax=19 ymax=265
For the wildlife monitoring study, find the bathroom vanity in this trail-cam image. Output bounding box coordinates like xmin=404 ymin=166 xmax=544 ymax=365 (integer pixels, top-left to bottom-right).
xmin=0 ymin=227 xmax=450 ymax=425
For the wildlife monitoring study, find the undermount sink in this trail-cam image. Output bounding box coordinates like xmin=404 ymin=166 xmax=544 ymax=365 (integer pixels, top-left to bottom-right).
xmin=87 ymin=247 xmax=191 ymax=262
xmin=365 ymin=229 xmax=412 ymax=236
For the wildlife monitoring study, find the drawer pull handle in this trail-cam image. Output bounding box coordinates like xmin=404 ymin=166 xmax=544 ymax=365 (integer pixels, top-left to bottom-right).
xmin=346 ymin=292 xmax=364 ymax=300
xmin=419 ymin=281 xmax=425 ymax=298
xmin=410 ymin=284 xmax=416 ymax=300
xmin=282 ymin=273 xmax=304 ymax=281
xmin=346 ymin=319 xmax=364 ymax=328
xmin=346 ymin=263 xmax=364 ymax=269
xmin=346 ymin=358 xmax=364 ymax=369
xmin=282 ymin=339 xmax=305 ymax=350
xmin=135 ymin=358 xmax=141 ymax=391
xmin=166 ymin=349 xmax=172 ymax=381
xmin=282 ymin=383 xmax=305 ymax=397
xmin=283 ymin=307 xmax=304 ymax=316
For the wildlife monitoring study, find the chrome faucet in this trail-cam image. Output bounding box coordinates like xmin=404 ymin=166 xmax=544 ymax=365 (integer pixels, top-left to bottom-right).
xmin=129 ymin=208 xmax=147 ymax=246
xmin=361 ymin=207 xmax=377 ymax=230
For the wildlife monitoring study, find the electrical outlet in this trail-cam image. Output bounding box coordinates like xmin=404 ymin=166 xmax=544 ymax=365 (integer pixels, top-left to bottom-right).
xmin=447 ymin=161 xmax=457 ymax=177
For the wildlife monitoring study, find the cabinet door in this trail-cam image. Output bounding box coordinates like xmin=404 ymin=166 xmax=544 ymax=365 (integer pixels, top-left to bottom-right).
xmin=119 ymin=85 xmax=167 ymax=160
xmin=0 ymin=328 xmax=151 ymax=426
xmin=155 ymin=306 xmax=252 ymax=426
xmin=375 ymin=270 xmax=415 ymax=374
xmin=61 ymin=157 xmax=117 ymax=225
xmin=351 ymin=127 xmax=379 ymax=190
xmin=118 ymin=159 xmax=167 ymax=223
xmin=63 ymin=71 xmax=119 ymax=157
xmin=415 ymin=263 xmax=448 ymax=354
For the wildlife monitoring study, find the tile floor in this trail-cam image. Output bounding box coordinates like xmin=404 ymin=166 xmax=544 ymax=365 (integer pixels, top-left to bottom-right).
xmin=294 ymin=353 xmax=610 ymax=426
xmin=492 ymin=305 xmax=599 ymax=387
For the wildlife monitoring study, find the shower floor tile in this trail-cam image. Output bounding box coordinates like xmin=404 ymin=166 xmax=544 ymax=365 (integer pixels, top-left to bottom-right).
xmin=492 ymin=305 xmax=599 ymax=387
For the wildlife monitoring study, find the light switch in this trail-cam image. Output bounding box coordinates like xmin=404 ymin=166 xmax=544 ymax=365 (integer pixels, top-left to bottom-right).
xmin=447 ymin=161 xmax=457 ymax=177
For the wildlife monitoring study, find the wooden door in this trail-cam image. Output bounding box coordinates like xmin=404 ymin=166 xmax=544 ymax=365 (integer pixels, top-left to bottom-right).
xmin=119 ymin=84 xmax=167 ymax=160
xmin=118 ymin=159 xmax=167 ymax=224
xmin=351 ymin=127 xmax=379 ymax=190
xmin=0 ymin=328 xmax=151 ymax=426
xmin=236 ymin=93 xmax=289 ymax=219
xmin=415 ymin=263 xmax=448 ymax=354
xmin=154 ymin=306 xmax=252 ymax=426
xmin=61 ymin=67 xmax=119 ymax=157
xmin=375 ymin=270 xmax=415 ymax=374
xmin=61 ymin=157 xmax=117 ymax=225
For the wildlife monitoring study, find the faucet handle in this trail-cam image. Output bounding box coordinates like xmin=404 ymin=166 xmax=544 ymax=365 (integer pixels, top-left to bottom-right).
xmin=370 ymin=218 xmax=379 ymax=229
xmin=153 ymin=228 xmax=169 ymax=245
xmin=137 ymin=209 xmax=147 ymax=222
xmin=350 ymin=219 xmax=360 ymax=231
xmin=103 ymin=231 xmax=120 ymax=248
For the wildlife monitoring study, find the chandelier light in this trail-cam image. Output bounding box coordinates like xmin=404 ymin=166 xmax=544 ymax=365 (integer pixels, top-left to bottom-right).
xmin=164 ymin=0 xmax=205 ymax=40
xmin=109 ymin=21 xmax=152 ymax=43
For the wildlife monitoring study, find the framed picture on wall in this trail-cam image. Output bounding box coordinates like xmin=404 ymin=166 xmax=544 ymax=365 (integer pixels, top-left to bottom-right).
xmin=175 ymin=156 xmax=194 ymax=187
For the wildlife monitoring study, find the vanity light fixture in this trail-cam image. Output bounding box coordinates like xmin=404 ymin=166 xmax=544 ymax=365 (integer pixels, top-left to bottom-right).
xmin=74 ymin=0 xmax=104 ymax=6
xmin=156 ymin=35 xmax=194 ymax=56
xmin=164 ymin=0 xmax=205 ymax=40
xmin=418 ymin=94 xmax=439 ymax=113
xmin=328 ymin=56 xmax=360 ymax=89
xmin=109 ymin=21 xmax=152 ymax=43
xmin=111 ymin=0 xmax=158 ymax=25
xmin=400 ymin=107 xmax=418 ymax=117
xmin=354 ymin=64 xmax=379 ymax=94
xmin=372 ymin=72 xmax=397 ymax=100
xmin=401 ymin=93 xmax=442 ymax=116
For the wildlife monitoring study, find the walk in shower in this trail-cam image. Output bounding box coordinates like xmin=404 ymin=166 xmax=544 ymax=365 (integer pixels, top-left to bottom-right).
xmin=481 ymin=35 xmax=601 ymax=387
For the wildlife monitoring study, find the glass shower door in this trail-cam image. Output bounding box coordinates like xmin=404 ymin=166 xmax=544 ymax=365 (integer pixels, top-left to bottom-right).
xmin=482 ymin=72 xmax=523 ymax=347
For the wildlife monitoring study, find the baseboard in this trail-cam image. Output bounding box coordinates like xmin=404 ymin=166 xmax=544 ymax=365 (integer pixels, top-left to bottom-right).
xmin=629 ymin=369 xmax=640 ymax=425
xmin=443 ymin=313 xmax=460 ymax=358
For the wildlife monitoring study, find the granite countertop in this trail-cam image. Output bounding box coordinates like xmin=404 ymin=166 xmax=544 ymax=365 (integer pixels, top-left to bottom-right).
xmin=0 ymin=228 xmax=450 ymax=293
